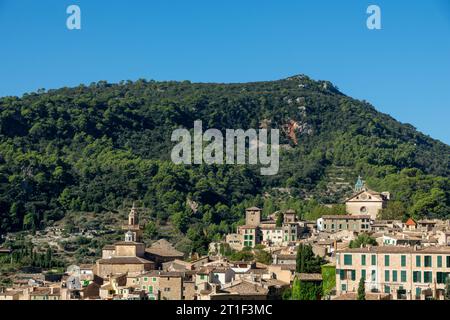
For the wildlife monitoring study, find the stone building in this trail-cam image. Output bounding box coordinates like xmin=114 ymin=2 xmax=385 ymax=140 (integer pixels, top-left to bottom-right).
xmin=95 ymin=206 xmax=155 ymax=278
xmin=345 ymin=177 xmax=390 ymax=220
xmin=318 ymin=215 xmax=371 ymax=233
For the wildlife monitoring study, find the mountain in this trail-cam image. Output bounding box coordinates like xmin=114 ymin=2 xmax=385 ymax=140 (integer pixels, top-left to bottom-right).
xmin=0 ymin=75 xmax=448 ymax=252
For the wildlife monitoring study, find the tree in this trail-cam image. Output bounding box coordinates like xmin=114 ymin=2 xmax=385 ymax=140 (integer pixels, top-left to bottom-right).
xmin=296 ymin=244 xmax=323 ymax=273
xmin=276 ymin=212 xmax=283 ymax=227
xmin=349 ymin=233 xmax=378 ymax=249
xmin=144 ymin=221 xmax=158 ymax=239
xmin=357 ymin=277 xmax=366 ymax=300
xmin=378 ymin=201 xmax=406 ymax=220
xmin=291 ymin=277 xmax=323 ymax=300
xmin=254 ymin=249 xmax=272 ymax=265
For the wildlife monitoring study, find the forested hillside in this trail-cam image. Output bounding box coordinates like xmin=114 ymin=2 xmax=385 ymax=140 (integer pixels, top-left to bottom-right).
xmin=0 ymin=75 xmax=448 ymax=253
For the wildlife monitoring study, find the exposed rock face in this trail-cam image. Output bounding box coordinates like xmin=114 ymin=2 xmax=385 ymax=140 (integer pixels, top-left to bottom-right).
xmin=282 ymin=119 xmax=312 ymax=145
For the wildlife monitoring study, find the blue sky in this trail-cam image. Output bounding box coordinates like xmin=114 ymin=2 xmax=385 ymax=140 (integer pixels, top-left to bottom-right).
xmin=0 ymin=0 xmax=449 ymax=144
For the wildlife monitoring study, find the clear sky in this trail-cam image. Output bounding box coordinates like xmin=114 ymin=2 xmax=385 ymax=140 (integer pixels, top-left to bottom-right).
xmin=0 ymin=0 xmax=449 ymax=144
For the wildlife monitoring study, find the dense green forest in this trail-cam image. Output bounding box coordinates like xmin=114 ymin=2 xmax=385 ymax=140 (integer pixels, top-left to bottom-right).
xmin=0 ymin=75 xmax=448 ymax=253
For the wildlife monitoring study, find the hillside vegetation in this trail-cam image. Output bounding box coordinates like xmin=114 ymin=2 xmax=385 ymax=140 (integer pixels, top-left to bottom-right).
xmin=0 ymin=75 xmax=448 ymax=253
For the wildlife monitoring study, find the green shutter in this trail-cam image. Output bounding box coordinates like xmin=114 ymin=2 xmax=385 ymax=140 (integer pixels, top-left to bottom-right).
xmin=401 ymin=271 xmax=407 ymax=282
xmin=385 ymin=270 xmax=390 ymax=282
xmin=416 ymin=287 xmax=421 ymax=298
xmin=351 ymin=270 xmax=356 ymax=281
xmin=437 ymin=256 xmax=442 ymax=268
xmin=424 ymin=271 xmax=432 ymax=283
xmin=361 ymin=255 xmax=366 ymax=266
xmin=344 ymin=254 xmax=352 ymax=266
xmin=371 ymin=255 xmax=376 ymax=266
xmin=361 ymin=270 xmax=366 ymax=280
xmin=416 ymin=256 xmax=421 ymax=267
xmin=424 ymin=256 xmax=432 ymax=267
xmin=392 ymin=271 xmax=397 ymax=282
xmin=401 ymin=255 xmax=406 ymax=267
xmin=384 ymin=255 xmax=390 ymax=267
xmin=413 ymin=271 xmax=421 ymax=283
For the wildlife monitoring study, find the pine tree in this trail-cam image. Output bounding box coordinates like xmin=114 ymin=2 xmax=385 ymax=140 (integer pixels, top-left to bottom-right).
xmin=357 ymin=277 xmax=366 ymax=300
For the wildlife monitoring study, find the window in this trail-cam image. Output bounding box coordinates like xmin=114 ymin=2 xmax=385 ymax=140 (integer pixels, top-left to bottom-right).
xmin=415 ymin=287 xmax=421 ymax=299
xmin=424 ymin=256 xmax=432 ymax=267
xmin=351 ymin=270 xmax=356 ymax=281
xmin=385 ymin=270 xmax=390 ymax=282
xmin=341 ymin=284 xmax=347 ymax=292
xmin=200 ymin=275 xmax=205 ymax=280
xmin=361 ymin=270 xmax=366 ymax=280
xmin=344 ymin=254 xmax=352 ymax=266
xmin=384 ymin=285 xmax=390 ymax=294
xmin=437 ymin=272 xmax=449 ymax=284
xmin=401 ymin=271 xmax=407 ymax=282
xmin=144 ymin=277 xmax=148 ymax=282
xmin=384 ymin=255 xmax=390 ymax=267
xmin=371 ymin=270 xmax=376 ymax=281
xmin=164 ymin=288 xmax=171 ymax=292
xmin=361 ymin=254 xmax=366 ymax=266
xmin=416 ymin=256 xmax=421 ymax=267
xmin=148 ymin=286 xmax=153 ymax=293
xmin=152 ymin=277 xmax=156 ymax=282
xmin=339 ymin=270 xmax=346 ymax=280
xmin=446 ymin=256 xmax=450 ymax=268
xmin=401 ymin=255 xmax=406 ymax=267
xmin=392 ymin=271 xmax=398 ymax=282
xmin=424 ymin=271 xmax=432 ymax=283
xmin=437 ymin=256 xmax=442 ymax=268
xmin=371 ymin=255 xmax=376 ymax=266
xmin=413 ymin=271 xmax=421 ymax=283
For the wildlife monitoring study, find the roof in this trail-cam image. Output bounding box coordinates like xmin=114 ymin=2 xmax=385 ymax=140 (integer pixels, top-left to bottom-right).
xmin=322 ymin=215 xmax=371 ymax=220
xmin=345 ymin=189 xmax=386 ymax=202
xmin=275 ymin=254 xmax=296 ymax=260
xmin=113 ymin=241 xmax=143 ymax=246
xmin=220 ymin=280 xmax=268 ymax=296
xmin=333 ymin=292 xmax=390 ymax=300
xmin=338 ymin=246 xmax=450 ymax=254
xmin=238 ymin=225 xmax=258 ymax=230
xmin=140 ymin=270 xmax=184 ymax=278
xmin=97 ymin=257 xmax=154 ymax=265
xmin=145 ymin=239 xmax=184 ymax=257
xmin=405 ymin=218 xmax=417 ymax=226
xmin=246 ymin=207 xmax=262 ymax=211
xmin=296 ymin=273 xmax=323 ymax=281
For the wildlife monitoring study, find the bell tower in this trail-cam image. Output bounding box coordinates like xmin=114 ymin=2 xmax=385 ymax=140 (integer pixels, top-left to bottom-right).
xmin=122 ymin=202 xmax=143 ymax=242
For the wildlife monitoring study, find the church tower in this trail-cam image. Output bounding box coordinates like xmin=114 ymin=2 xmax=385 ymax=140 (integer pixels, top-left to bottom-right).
xmin=128 ymin=202 xmax=138 ymax=226
xmin=354 ymin=175 xmax=365 ymax=193
xmin=122 ymin=202 xmax=143 ymax=242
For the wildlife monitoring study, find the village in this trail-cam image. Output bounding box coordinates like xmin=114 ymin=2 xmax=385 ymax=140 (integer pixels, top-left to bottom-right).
xmin=0 ymin=177 xmax=449 ymax=301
